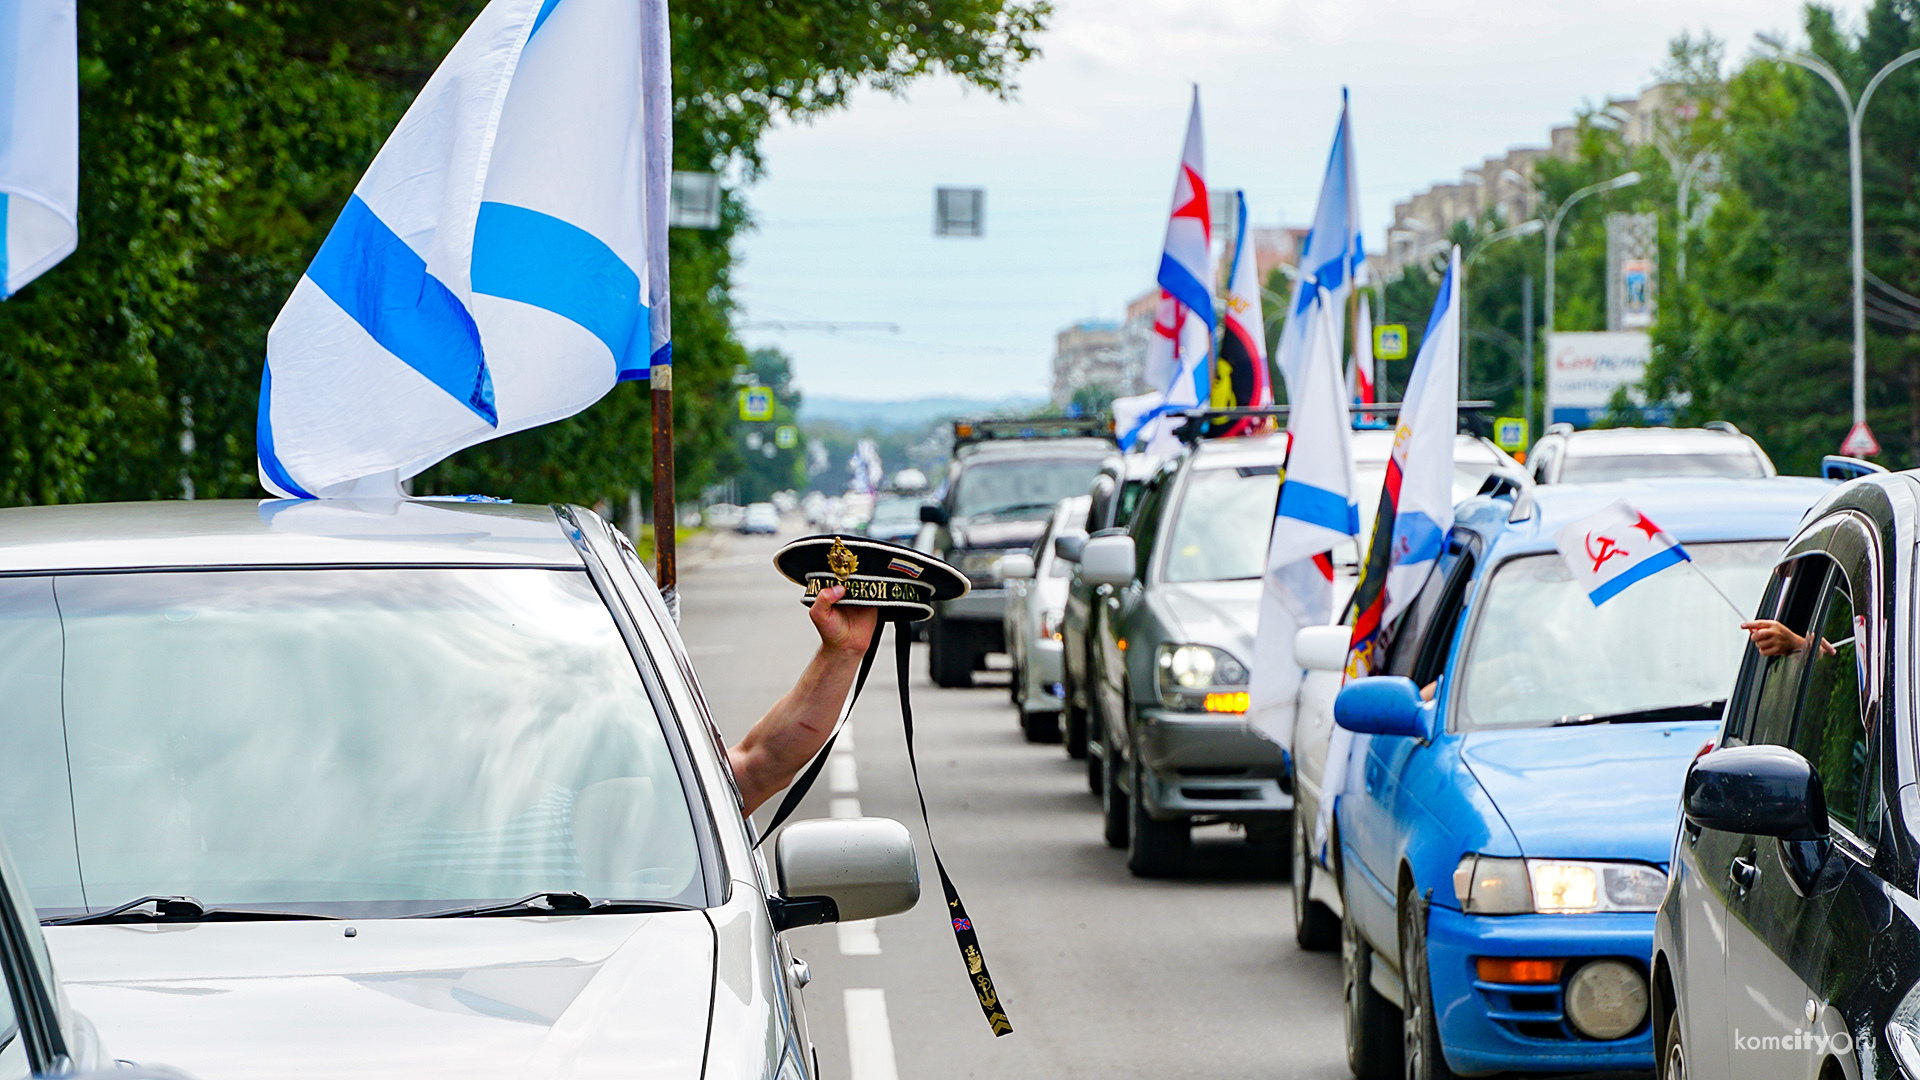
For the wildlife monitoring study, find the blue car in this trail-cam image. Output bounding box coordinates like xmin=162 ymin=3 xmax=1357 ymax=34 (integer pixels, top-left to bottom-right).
xmin=1323 ymin=476 xmax=1831 ymax=1080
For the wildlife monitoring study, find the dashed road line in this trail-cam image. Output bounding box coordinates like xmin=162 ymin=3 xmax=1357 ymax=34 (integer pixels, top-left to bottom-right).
xmin=830 ymin=797 xmax=863 ymax=818
xmin=829 ymin=755 xmax=858 ymax=793
xmin=843 ymin=989 xmax=900 ymax=1080
xmin=837 ymin=919 xmax=881 ymax=955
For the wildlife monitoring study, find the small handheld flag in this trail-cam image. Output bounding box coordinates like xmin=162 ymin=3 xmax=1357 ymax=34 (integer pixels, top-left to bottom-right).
xmin=0 ymin=0 xmax=78 ymax=298
xmin=1551 ymin=500 xmax=1744 ymax=620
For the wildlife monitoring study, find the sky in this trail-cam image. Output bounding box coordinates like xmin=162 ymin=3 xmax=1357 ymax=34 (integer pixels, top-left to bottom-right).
xmin=731 ymin=0 xmax=1822 ymax=403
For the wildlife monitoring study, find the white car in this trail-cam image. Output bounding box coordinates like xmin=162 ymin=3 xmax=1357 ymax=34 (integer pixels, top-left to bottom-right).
xmin=740 ymin=501 xmax=780 ymax=534
xmin=0 ymin=499 xmax=919 ymax=1080
xmin=999 ymin=496 xmax=1089 ymax=743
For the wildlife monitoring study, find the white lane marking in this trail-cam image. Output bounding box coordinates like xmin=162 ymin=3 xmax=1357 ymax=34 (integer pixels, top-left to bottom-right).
xmin=829 ymin=755 xmax=858 ymax=793
xmin=844 ymin=989 xmax=900 ymax=1080
xmin=837 ymin=723 xmax=856 ymax=752
xmin=837 ymin=919 xmax=881 ymax=955
xmin=830 ymin=797 xmax=863 ymax=819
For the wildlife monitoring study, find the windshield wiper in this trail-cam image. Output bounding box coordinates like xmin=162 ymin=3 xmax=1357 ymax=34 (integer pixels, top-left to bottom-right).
xmin=401 ymin=891 xmax=695 ymax=919
xmin=43 ymin=895 xmax=339 ymax=926
xmin=1552 ymin=700 xmax=1726 ymax=727
xmin=966 ymin=503 xmax=1059 ymax=520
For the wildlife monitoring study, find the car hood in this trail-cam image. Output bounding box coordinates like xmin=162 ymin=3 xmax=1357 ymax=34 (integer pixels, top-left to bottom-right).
xmin=1153 ymin=580 xmax=1260 ymax=658
xmin=953 ymin=517 xmax=1048 ymax=550
xmin=1458 ymin=720 xmax=1718 ymax=864
xmin=47 ymin=912 xmax=715 ymax=1080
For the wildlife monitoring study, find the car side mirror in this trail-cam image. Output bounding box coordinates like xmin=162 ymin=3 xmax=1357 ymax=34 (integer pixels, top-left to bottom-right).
xmin=919 ymin=505 xmax=948 ymax=526
xmin=1684 ymin=745 xmax=1828 ymax=841
xmin=770 ymin=818 xmax=920 ymax=931
xmin=1294 ymin=625 xmax=1351 ymax=672
xmin=1054 ymin=532 xmax=1087 ymax=563
xmin=1079 ymin=534 xmax=1135 ymax=588
xmin=995 ymin=553 xmax=1036 ymax=581
xmin=1333 ymin=676 xmax=1429 ymax=738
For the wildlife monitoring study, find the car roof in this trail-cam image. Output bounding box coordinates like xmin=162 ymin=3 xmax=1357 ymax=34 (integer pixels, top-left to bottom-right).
xmin=1181 ymin=430 xmax=1512 ymax=468
xmin=1553 ymin=427 xmax=1757 ymax=456
xmin=0 ymin=499 xmax=584 ymax=573
xmin=955 ymin=437 xmax=1115 ymax=462
xmin=1455 ymin=476 xmax=1834 ymax=562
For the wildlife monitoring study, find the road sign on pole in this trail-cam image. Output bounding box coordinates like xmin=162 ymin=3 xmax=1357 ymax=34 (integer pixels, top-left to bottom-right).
xmin=1374 ymin=324 xmax=1408 ymax=360
xmin=774 ymin=425 xmax=799 ymax=449
xmin=738 ymin=387 xmax=773 ymax=422
xmin=1841 ymin=420 xmax=1881 ymax=458
xmin=1494 ymin=417 xmax=1530 ymax=454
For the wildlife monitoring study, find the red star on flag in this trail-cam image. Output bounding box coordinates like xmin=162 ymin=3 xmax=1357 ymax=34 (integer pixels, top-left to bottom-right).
xmin=1169 ymin=165 xmax=1210 ymax=235
xmin=1632 ymin=513 xmax=1661 ymax=540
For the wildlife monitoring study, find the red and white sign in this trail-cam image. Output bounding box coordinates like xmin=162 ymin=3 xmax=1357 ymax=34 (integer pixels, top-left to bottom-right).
xmin=1841 ymin=421 xmax=1881 ymax=458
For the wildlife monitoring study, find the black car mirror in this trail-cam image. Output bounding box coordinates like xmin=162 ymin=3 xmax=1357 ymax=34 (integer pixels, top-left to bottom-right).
xmin=1683 ymin=745 xmax=1828 ymax=842
xmin=1333 ymin=677 xmax=1430 ymax=739
xmin=1054 ymin=532 xmax=1087 ymax=563
xmin=919 ymin=505 xmax=949 ymax=526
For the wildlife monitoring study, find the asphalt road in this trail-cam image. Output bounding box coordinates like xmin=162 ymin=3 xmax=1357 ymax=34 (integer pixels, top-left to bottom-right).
xmin=679 ymin=526 xmax=1349 ymax=1080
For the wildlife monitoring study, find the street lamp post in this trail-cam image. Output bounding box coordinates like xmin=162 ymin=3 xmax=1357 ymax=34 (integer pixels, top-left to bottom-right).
xmin=1460 ymin=218 xmax=1545 ymax=397
xmin=1545 ymin=170 xmax=1644 ymax=423
xmin=1757 ymin=35 xmax=1920 ymax=434
xmin=1600 ymin=105 xmax=1716 ymax=283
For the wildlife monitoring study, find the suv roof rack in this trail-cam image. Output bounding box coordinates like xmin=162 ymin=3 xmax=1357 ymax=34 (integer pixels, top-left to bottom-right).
xmin=1166 ymin=401 xmax=1499 ymax=445
xmin=1703 ymin=420 xmax=1742 ymax=436
xmin=951 ymin=417 xmax=1114 ymax=447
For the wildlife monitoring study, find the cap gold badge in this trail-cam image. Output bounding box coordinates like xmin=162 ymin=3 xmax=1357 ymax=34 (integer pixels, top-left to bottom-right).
xmin=827 ymin=536 xmax=858 ymax=581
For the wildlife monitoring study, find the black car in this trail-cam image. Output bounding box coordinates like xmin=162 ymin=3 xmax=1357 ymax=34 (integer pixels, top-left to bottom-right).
xmin=1653 ymin=467 xmax=1920 ymax=1080
xmin=917 ymin=419 xmax=1113 ymax=687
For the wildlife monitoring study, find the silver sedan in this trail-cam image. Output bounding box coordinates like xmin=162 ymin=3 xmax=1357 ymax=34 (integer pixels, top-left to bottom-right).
xmin=0 ymin=499 xmax=918 ymax=1080
xmin=999 ymin=496 xmax=1089 ymax=743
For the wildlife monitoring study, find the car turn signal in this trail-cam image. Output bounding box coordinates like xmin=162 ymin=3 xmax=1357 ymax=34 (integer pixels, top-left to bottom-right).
xmin=1203 ymin=692 xmax=1249 ymax=713
xmin=1475 ymin=957 xmax=1564 ymax=985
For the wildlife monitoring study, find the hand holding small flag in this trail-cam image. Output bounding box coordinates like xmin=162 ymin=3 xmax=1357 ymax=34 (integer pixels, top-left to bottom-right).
xmin=1551 ymin=500 xmax=1747 ymax=622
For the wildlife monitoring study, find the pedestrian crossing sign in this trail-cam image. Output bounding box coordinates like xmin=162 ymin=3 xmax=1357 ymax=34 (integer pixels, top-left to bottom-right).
xmin=1373 ymin=324 xmax=1407 ymax=361
xmin=738 ymin=387 xmax=773 ymax=422
xmin=775 ymin=425 xmax=799 ymax=449
xmin=1495 ymin=417 xmax=1529 ymax=453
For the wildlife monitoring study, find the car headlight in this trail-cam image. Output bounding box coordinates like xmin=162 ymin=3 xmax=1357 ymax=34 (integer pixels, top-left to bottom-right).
xmin=1888 ymin=980 xmax=1920 ymax=1078
xmin=1040 ymin=609 xmax=1064 ymax=641
xmin=1155 ymin=644 xmax=1250 ymax=712
xmin=958 ymin=550 xmax=1004 ymax=582
xmin=1452 ymin=855 xmax=1667 ymax=914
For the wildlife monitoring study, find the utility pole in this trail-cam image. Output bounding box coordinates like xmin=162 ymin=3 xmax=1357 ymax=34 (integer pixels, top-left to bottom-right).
xmin=1522 ymin=273 xmax=1535 ymax=437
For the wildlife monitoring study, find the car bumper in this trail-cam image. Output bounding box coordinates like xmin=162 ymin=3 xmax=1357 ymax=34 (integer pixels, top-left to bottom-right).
xmin=1133 ymin=707 xmax=1291 ymax=817
xmin=938 ymin=587 xmax=1005 ymax=622
xmin=1426 ymin=905 xmax=1655 ymax=1075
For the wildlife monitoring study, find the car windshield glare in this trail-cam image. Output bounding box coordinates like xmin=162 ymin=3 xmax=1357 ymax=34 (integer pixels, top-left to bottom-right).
xmin=1558 ymin=452 xmax=1766 ymax=483
xmin=953 ymin=458 xmax=1105 ymax=520
xmin=1163 ymin=466 xmax=1278 ymax=583
xmin=1457 ymin=541 xmax=1780 ymax=729
xmin=0 ymin=568 xmax=702 ymax=918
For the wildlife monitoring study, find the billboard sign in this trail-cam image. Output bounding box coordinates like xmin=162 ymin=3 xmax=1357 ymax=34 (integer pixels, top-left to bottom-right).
xmin=1546 ymin=331 xmax=1668 ymax=427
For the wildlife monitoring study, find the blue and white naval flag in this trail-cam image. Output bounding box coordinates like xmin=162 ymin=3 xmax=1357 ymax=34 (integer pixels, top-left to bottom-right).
xmin=1124 ymin=88 xmax=1213 ymax=455
xmin=1376 ymin=246 xmax=1460 ymax=625
xmin=0 ymin=0 xmax=78 ymax=298
xmin=1272 ymin=92 xmax=1363 ymax=401
xmin=1553 ymin=500 xmax=1691 ymax=606
xmin=259 ymin=0 xmax=671 ymax=498
xmin=1247 ymin=290 xmax=1357 ymax=750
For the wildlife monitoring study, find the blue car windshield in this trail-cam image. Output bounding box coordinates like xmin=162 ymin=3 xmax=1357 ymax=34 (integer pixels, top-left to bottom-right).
xmin=1456 ymin=540 xmax=1780 ymax=729
xmin=0 ymin=568 xmax=702 ymax=918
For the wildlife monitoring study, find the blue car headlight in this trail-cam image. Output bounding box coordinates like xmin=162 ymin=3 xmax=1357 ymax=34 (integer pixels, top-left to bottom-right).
xmin=1453 ymin=855 xmax=1667 ymax=914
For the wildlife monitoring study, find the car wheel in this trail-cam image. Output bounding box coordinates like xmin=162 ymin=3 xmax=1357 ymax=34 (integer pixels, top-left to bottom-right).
xmin=1662 ymin=1011 xmax=1685 ymax=1080
xmin=1101 ymin=731 xmax=1129 ymax=849
xmin=1126 ymin=759 xmax=1189 ymax=877
xmin=1063 ymin=693 xmax=1089 ymax=761
xmin=1085 ymin=694 xmax=1106 ymax=795
xmin=1400 ymin=893 xmax=1454 ymax=1080
xmin=1020 ymin=705 xmax=1061 ymax=744
xmin=928 ymin=618 xmax=972 ymax=688
xmin=1008 ymin=658 xmax=1023 ymax=706
xmin=1344 ymin=898 xmax=1403 ymax=1080
xmin=1292 ymin=811 xmax=1339 ymax=951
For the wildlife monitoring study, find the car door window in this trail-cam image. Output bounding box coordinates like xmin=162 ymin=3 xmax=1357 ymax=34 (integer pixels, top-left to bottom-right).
xmin=1738 ymin=556 xmax=1831 ymax=748
xmin=1381 ymin=533 xmax=1473 ymax=680
xmin=1788 ymin=572 xmax=1878 ymax=844
xmin=1128 ymin=475 xmax=1172 ymax=579
xmin=0 ymin=971 xmax=23 ymax=1080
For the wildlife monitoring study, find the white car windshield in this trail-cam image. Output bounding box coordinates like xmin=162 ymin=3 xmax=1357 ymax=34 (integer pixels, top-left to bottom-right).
xmin=1456 ymin=541 xmax=1780 ymax=729
xmin=0 ymin=568 xmax=702 ymax=918
xmin=1558 ymin=451 xmax=1767 ymax=483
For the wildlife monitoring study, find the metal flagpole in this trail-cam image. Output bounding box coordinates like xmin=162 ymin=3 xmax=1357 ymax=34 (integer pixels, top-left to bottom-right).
xmin=642 ymin=0 xmax=676 ymax=614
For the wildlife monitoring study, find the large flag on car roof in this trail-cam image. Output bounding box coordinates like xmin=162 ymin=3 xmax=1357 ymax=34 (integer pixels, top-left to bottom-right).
xmin=1247 ymin=289 xmax=1356 ymax=750
xmin=1348 ymin=246 xmax=1461 ymax=675
xmin=1272 ymin=92 xmax=1363 ymax=403
xmin=258 ymin=0 xmax=673 ymax=498
xmin=1120 ymin=88 xmax=1214 ymax=455
xmin=0 ymin=0 xmax=78 ymax=298
xmin=1209 ymin=191 xmax=1272 ymax=436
